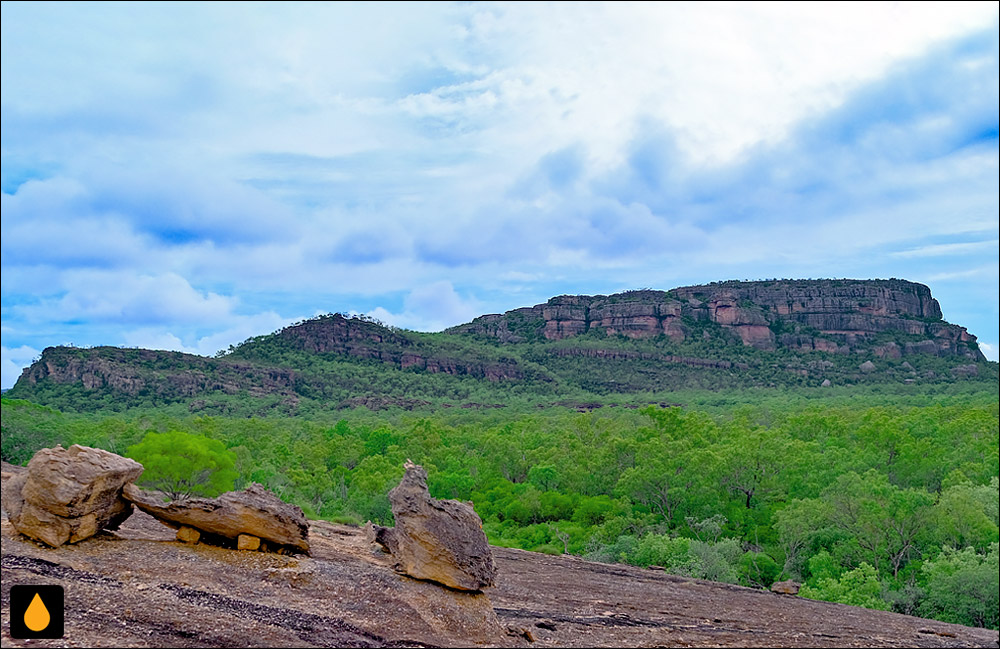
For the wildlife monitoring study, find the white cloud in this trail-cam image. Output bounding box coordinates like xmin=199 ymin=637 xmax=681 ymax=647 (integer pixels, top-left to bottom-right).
xmin=367 ymin=281 xmax=481 ymax=332
xmin=404 ymin=2 xmax=1000 ymax=168
xmin=2 ymin=3 xmax=998 ymax=375
xmin=119 ymin=310 xmax=295 ymax=357
xmin=16 ymin=272 xmax=237 ymax=325
xmin=1 ymin=345 xmax=40 ymax=390
xmin=979 ymin=342 xmax=999 ymax=362
xmin=120 ymin=330 xmax=189 ymax=354
xmin=926 ymin=265 xmax=998 ymax=282
xmin=892 ymin=240 xmax=999 ymax=258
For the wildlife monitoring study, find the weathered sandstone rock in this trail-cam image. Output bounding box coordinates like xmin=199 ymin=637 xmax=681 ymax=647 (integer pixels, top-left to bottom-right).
xmin=123 ymin=482 xmax=309 ymax=553
xmin=771 ymin=580 xmax=801 ymax=595
xmin=2 ymin=444 xmax=142 ymax=547
xmin=238 ymin=533 xmax=261 ymax=551
xmin=176 ymin=525 xmax=201 ymax=544
xmin=374 ymin=461 xmax=497 ymax=591
xmin=951 ymin=364 xmax=979 ymax=377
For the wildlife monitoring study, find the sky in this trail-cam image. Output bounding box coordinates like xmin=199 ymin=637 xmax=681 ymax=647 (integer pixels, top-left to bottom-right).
xmin=2 ymin=2 xmax=998 ymax=389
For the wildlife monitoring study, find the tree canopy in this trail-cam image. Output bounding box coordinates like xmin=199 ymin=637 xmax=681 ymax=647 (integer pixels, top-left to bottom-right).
xmin=126 ymin=430 xmax=237 ymax=500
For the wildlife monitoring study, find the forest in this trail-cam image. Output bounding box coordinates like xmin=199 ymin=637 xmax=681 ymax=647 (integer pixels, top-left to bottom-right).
xmin=2 ymin=382 xmax=997 ymax=629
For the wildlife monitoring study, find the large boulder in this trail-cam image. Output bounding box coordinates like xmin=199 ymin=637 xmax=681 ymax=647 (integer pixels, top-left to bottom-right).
xmin=123 ymin=482 xmax=310 ymax=553
xmin=2 ymin=444 xmax=143 ymax=547
xmin=375 ymin=461 xmax=496 ymax=591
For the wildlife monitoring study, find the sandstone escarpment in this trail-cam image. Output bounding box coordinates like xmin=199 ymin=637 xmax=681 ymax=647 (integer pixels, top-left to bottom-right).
xmin=7 ymin=279 xmax=989 ymax=413
xmin=451 ymin=280 xmax=983 ymax=359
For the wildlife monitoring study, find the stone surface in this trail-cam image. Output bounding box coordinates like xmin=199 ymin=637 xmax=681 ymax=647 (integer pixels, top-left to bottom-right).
xmin=124 ymin=482 xmax=309 ymax=553
xmin=374 ymin=461 xmax=497 ymax=591
xmin=2 ymin=496 xmax=996 ymax=648
xmin=951 ymin=364 xmax=979 ymax=377
xmin=238 ymin=533 xmax=261 ymax=551
xmin=771 ymin=580 xmax=801 ymax=595
xmin=2 ymin=445 xmax=142 ymax=547
xmin=176 ymin=525 xmax=201 ymax=544
xmin=859 ymin=360 xmax=877 ymax=373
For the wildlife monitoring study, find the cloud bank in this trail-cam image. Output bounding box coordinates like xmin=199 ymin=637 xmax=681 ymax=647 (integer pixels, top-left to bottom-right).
xmin=2 ymin=2 xmax=998 ymax=387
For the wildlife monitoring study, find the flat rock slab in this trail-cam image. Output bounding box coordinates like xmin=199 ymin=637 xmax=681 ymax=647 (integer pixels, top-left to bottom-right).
xmin=123 ymin=482 xmax=309 ymax=553
xmin=2 ymin=445 xmax=142 ymax=547
xmin=376 ymin=462 xmax=496 ymax=591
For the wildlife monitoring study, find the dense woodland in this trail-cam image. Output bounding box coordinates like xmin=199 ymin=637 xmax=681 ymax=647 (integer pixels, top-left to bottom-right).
xmin=3 ymin=381 xmax=997 ymax=629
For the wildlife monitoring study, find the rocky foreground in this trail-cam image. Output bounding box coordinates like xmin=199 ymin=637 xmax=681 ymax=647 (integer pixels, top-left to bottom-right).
xmin=3 ymin=473 xmax=997 ymax=648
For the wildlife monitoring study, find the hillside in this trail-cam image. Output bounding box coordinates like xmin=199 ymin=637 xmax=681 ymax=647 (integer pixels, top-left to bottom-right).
xmin=6 ymin=279 xmax=994 ymax=414
xmin=2 ymin=473 xmax=997 ymax=648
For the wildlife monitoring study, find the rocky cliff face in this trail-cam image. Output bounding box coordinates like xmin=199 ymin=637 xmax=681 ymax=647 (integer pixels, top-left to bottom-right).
xmin=7 ymin=279 xmax=989 ymax=412
xmin=451 ymin=280 xmax=983 ymax=360
xmin=14 ymin=347 xmax=299 ymax=399
xmin=271 ymin=314 xmax=525 ymax=381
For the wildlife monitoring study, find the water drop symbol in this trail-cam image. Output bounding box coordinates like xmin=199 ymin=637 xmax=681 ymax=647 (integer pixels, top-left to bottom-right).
xmin=25 ymin=592 xmax=50 ymax=632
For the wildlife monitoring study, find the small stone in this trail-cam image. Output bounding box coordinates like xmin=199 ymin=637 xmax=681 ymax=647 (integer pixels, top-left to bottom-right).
xmin=771 ymin=579 xmax=801 ymax=595
xmin=176 ymin=526 xmax=201 ymax=544
xmin=238 ymin=533 xmax=261 ymax=551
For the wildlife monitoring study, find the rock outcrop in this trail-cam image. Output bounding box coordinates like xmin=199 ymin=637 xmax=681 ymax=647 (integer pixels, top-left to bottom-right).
xmin=2 ymin=444 xmax=143 ymax=547
xmin=274 ymin=315 xmax=525 ymax=382
xmin=7 ymin=279 xmax=989 ymax=413
xmin=374 ymin=462 xmax=497 ymax=591
xmin=123 ymin=483 xmax=310 ymax=553
xmin=13 ymin=346 xmax=299 ymax=401
xmin=451 ymin=279 xmax=984 ymax=359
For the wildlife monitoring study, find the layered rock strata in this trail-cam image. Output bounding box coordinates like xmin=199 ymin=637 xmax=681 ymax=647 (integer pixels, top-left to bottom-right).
xmin=451 ymin=279 xmax=983 ymax=359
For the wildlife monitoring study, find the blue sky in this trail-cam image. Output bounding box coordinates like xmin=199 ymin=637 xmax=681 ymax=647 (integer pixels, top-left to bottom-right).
xmin=2 ymin=2 xmax=998 ymax=388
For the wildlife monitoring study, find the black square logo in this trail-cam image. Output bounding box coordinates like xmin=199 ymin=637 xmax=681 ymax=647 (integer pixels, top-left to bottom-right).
xmin=9 ymin=585 xmax=65 ymax=639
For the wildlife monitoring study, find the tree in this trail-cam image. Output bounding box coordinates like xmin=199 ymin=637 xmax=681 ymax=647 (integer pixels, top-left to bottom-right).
xmin=800 ymin=562 xmax=890 ymax=611
xmin=127 ymin=430 xmax=237 ymax=500
xmin=822 ymin=470 xmax=934 ymax=578
xmin=920 ymin=544 xmax=999 ymax=629
xmin=773 ymin=498 xmax=832 ymax=579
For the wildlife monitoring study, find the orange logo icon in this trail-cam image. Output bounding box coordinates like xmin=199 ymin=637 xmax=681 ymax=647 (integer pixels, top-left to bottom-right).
xmin=10 ymin=585 xmax=64 ymax=639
